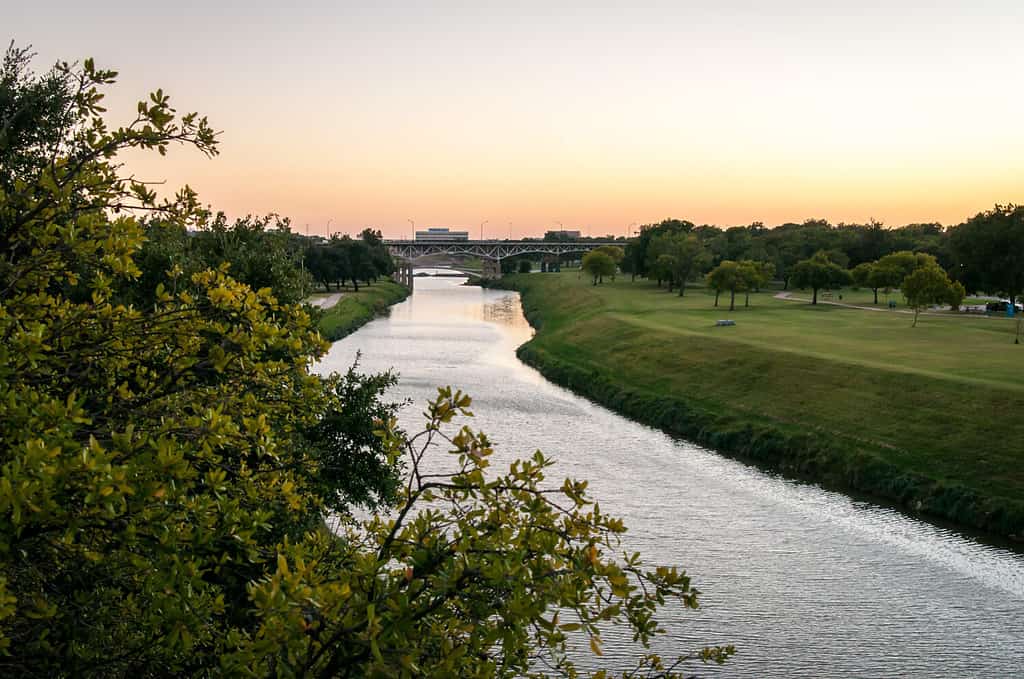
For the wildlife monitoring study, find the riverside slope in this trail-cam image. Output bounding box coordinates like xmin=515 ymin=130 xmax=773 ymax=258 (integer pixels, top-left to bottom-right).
xmin=316 ymin=280 xmax=411 ymax=341
xmin=495 ymin=272 xmax=1024 ymax=541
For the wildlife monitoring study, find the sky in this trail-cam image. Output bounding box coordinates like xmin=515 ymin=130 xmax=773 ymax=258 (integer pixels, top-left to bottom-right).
xmin=7 ymin=1 xmax=1023 ymax=238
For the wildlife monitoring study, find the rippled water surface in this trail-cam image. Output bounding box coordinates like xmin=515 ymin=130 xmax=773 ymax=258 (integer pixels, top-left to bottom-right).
xmin=316 ymin=275 xmax=1024 ymax=677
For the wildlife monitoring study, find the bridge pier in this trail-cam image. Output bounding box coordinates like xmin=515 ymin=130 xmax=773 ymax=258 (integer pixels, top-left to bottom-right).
xmin=481 ymin=258 xmax=502 ymax=280
xmin=392 ymin=260 xmax=415 ymax=290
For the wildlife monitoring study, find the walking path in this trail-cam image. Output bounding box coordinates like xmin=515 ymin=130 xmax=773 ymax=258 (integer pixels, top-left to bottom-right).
xmin=307 ymin=292 xmax=343 ymax=309
xmin=772 ymin=291 xmax=998 ymax=321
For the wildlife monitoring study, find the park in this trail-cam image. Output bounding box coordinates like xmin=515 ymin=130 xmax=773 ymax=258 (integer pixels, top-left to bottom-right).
xmin=500 ymin=268 xmax=1024 ymax=538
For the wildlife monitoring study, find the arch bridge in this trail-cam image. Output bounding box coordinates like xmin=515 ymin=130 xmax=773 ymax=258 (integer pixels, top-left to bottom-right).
xmin=384 ymin=239 xmax=620 ymax=284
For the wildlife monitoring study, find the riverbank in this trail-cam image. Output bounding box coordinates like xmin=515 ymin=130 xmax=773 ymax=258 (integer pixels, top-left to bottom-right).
xmin=314 ymin=280 xmax=410 ymax=341
xmin=497 ymin=271 xmax=1024 ymax=540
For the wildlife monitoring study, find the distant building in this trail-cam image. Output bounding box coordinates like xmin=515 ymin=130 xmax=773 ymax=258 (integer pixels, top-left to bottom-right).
xmin=545 ymin=229 xmax=582 ymax=240
xmin=415 ymin=227 xmax=469 ymax=242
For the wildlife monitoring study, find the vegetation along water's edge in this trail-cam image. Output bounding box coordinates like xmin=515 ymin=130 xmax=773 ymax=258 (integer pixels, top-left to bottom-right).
xmin=495 ymin=272 xmax=1024 ymax=541
xmin=316 ymin=280 xmax=410 ymax=341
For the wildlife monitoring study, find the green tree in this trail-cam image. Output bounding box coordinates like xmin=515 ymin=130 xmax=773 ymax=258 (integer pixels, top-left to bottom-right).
xmin=706 ymin=260 xmax=744 ymax=310
xmin=947 ymin=280 xmax=967 ymax=312
xmin=851 ymin=262 xmax=877 ymax=302
xmin=596 ymin=245 xmax=625 ymax=280
xmin=0 ymin=50 xmax=729 ymax=677
xmin=738 ymin=260 xmax=774 ymax=306
xmin=948 ymin=204 xmax=1024 ymax=305
xmin=902 ymin=263 xmax=956 ymax=327
xmin=665 ymin=234 xmax=710 ymax=296
xmin=790 ymin=251 xmax=852 ymax=304
xmin=582 ymin=250 xmax=616 ymax=285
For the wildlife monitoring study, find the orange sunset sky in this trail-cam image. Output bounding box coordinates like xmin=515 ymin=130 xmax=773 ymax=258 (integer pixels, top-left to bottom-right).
xmin=8 ymin=2 xmax=1023 ymax=239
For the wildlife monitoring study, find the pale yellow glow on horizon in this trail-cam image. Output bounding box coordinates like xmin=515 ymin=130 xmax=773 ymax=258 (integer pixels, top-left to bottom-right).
xmin=10 ymin=2 xmax=1022 ymax=238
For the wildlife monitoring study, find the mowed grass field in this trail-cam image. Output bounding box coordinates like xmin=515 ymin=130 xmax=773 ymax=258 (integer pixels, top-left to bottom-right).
xmin=507 ymin=271 xmax=1024 ymax=513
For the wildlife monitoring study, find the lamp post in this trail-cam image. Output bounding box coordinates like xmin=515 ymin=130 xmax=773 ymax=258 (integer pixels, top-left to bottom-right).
xmin=326 ymin=218 xmax=333 ymax=238
xmin=408 ymin=219 xmax=415 ymax=241
xmin=508 ymin=221 xmax=512 ymax=240
xmin=479 ymin=220 xmax=488 ymax=241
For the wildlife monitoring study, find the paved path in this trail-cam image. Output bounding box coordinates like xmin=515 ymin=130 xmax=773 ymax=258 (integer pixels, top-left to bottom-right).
xmin=307 ymin=292 xmax=343 ymax=309
xmin=773 ymin=291 xmax=998 ymax=321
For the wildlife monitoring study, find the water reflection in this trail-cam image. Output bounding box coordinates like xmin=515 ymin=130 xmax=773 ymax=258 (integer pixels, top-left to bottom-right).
xmin=315 ymin=274 xmax=1024 ymax=677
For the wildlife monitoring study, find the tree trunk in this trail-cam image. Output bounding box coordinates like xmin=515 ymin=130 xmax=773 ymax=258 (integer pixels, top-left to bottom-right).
xmin=783 ymin=276 xmax=790 ymax=291
xmin=729 ymin=289 xmax=736 ymax=311
xmin=812 ymin=287 xmax=818 ymax=304
xmin=592 ymin=276 xmax=597 ymax=286
xmin=912 ymin=308 xmax=919 ymax=327
xmin=714 ymin=290 xmax=720 ymax=307
xmin=745 ymin=292 xmax=750 ymax=307
xmin=678 ymin=280 xmax=686 ymax=297
xmin=873 ymin=288 xmax=879 ymax=304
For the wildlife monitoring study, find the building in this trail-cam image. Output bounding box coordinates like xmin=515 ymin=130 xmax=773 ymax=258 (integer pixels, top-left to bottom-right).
xmin=415 ymin=227 xmax=470 ymax=242
xmin=544 ymin=229 xmax=582 ymax=240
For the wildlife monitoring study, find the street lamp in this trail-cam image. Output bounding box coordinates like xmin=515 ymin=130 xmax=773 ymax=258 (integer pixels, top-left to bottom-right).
xmin=326 ymin=218 xmax=333 ymax=238
xmin=408 ymin=219 xmax=415 ymax=241
xmin=508 ymin=221 xmax=513 ymax=240
xmin=480 ymin=220 xmax=488 ymax=241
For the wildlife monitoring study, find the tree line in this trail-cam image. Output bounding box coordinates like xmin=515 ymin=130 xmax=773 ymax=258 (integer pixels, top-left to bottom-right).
xmin=616 ymin=213 xmax=1021 ymax=316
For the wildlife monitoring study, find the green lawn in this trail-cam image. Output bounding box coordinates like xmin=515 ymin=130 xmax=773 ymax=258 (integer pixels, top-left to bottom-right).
xmin=506 ymin=272 xmax=1024 ymax=528
xmin=315 ymin=280 xmax=410 ymax=341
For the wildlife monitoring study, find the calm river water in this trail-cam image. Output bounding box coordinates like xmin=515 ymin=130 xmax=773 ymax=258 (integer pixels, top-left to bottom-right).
xmin=315 ymin=274 xmax=1024 ymax=677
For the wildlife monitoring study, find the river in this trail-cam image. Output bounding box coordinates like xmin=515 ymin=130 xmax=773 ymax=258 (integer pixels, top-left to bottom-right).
xmin=315 ymin=274 xmax=1024 ymax=677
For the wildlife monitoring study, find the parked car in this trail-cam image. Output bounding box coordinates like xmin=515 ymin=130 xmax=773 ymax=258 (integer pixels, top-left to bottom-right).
xmin=986 ymin=301 xmax=1023 ymax=313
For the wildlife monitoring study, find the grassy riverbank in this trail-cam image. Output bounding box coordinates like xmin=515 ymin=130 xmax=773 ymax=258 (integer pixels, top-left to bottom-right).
xmin=500 ymin=271 xmax=1024 ymax=539
xmin=315 ymin=280 xmax=410 ymax=341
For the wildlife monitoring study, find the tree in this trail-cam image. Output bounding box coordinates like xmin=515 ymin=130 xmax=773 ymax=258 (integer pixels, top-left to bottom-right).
xmin=738 ymin=260 xmax=774 ymax=306
xmin=948 ymin=204 xmax=1024 ymax=305
xmin=664 ymin=234 xmax=710 ymax=297
xmin=1 ymin=49 xmax=730 ymax=676
xmin=902 ymin=263 xmax=956 ymax=327
xmin=595 ymin=245 xmax=624 ymax=280
xmin=517 ymin=258 xmax=532 ymax=273
xmin=790 ymin=251 xmax=852 ymax=304
xmin=947 ymin=280 xmax=966 ymax=312
xmin=706 ymin=260 xmax=745 ymax=310
xmin=582 ymin=250 xmax=616 ymax=285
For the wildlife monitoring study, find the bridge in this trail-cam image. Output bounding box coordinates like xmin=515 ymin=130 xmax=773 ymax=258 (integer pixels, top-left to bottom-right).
xmin=384 ymin=239 xmax=620 ymax=285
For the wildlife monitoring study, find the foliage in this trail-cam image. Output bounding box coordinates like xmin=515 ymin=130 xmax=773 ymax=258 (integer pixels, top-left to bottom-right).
xmin=790 ymin=251 xmax=852 ymax=304
xmin=901 ymin=264 xmax=957 ymax=327
xmin=737 ymin=260 xmax=774 ymax=306
xmin=582 ymin=250 xmax=616 ymax=285
xmin=302 ymin=361 xmax=405 ymax=513
xmin=1 ymin=49 xmax=723 ymax=677
xmin=947 ymin=280 xmax=966 ymax=312
xmin=948 ymin=204 xmax=1024 ymax=304
xmin=229 ymin=388 xmax=734 ymax=677
xmin=705 ymin=260 xmax=745 ymax=310
xmin=130 ymin=213 xmax=313 ymax=306
xmin=306 ymin=233 xmax=395 ymax=293
xmin=595 ymin=245 xmax=624 ymax=281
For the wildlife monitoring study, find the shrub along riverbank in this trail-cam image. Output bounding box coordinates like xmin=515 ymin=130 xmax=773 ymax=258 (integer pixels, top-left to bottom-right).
xmin=497 ymin=271 xmax=1024 ymax=541
xmin=315 ymin=280 xmax=410 ymax=341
